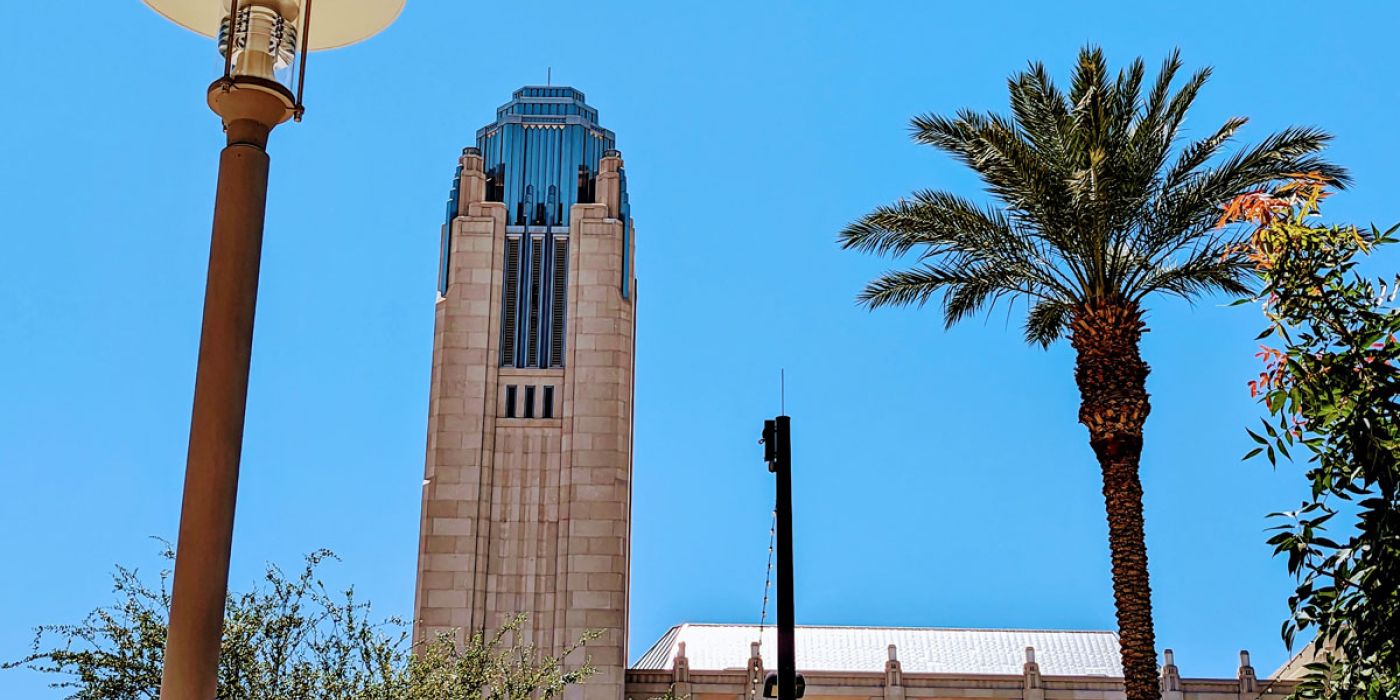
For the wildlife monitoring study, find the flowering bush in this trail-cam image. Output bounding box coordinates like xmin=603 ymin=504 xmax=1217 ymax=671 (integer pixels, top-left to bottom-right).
xmin=1223 ymin=177 xmax=1400 ymax=698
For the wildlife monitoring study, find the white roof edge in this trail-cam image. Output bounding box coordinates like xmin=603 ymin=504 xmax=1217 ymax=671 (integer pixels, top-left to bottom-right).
xmin=631 ymin=621 xmax=1124 ymax=676
xmin=664 ymin=622 xmax=1117 ymax=635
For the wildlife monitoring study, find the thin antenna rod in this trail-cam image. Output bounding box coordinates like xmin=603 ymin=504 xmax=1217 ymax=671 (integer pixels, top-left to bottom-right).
xmin=547 ymin=67 xmax=552 ymax=86
xmin=780 ymin=369 xmax=785 ymax=416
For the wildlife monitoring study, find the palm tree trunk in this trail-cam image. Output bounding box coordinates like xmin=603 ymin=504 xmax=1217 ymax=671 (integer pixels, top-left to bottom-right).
xmin=1070 ymin=298 xmax=1159 ymax=700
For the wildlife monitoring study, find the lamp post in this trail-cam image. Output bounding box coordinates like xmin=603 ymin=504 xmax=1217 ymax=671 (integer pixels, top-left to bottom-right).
xmin=138 ymin=2 xmax=402 ymax=698
xmin=762 ymin=416 xmax=800 ymax=700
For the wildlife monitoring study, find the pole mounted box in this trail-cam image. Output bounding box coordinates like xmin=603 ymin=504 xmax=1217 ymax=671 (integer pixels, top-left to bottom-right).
xmin=763 ymin=671 xmax=805 ymax=699
xmin=762 ymin=419 xmax=778 ymax=471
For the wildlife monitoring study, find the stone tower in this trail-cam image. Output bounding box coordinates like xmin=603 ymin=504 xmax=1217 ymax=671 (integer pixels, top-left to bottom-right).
xmin=414 ymin=86 xmax=636 ymax=700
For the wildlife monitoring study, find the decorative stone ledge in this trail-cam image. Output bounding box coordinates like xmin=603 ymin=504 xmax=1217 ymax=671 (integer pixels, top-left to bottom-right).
xmin=624 ymin=666 xmax=1298 ymax=700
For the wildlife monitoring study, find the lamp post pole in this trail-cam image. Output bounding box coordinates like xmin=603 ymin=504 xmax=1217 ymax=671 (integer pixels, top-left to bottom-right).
xmin=763 ymin=415 xmax=796 ymax=700
xmin=141 ymin=1 xmax=402 ymax=696
xmin=775 ymin=415 xmax=795 ymax=700
xmin=160 ymin=78 xmax=294 ymax=700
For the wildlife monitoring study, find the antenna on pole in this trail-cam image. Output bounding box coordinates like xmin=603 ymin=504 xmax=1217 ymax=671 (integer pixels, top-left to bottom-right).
xmin=547 ymin=67 xmax=552 ymax=86
xmin=780 ymin=369 xmax=785 ymax=416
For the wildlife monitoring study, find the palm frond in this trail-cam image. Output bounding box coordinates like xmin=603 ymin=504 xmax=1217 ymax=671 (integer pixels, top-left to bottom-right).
xmin=1161 ymin=66 xmax=1213 ymax=142
xmin=857 ymin=260 xmax=1049 ymax=330
xmin=1008 ymin=63 xmax=1072 ymax=164
xmin=943 ymin=273 xmax=1003 ymax=327
xmin=1141 ymin=49 xmax=1184 ymax=130
xmin=1133 ymin=252 xmax=1253 ymax=302
xmin=838 ymin=190 xmax=1014 ymax=257
xmin=1068 ymin=45 xmax=1110 ymax=112
xmin=1024 ymin=298 xmax=1073 ymax=347
xmin=1161 ymin=116 xmax=1249 ymax=194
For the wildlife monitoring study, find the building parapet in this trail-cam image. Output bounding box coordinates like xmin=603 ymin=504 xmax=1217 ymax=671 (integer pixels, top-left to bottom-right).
xmin=624 ymin=666 xmax=1298 ymax=700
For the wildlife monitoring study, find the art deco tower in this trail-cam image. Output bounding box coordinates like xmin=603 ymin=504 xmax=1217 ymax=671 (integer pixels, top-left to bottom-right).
xmin=414 ymin=86 xmax=636 ymax=700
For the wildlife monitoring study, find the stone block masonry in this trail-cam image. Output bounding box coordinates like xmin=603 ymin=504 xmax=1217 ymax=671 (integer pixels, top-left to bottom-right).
xmin=414 ymin=147 xmax=636 ymax=700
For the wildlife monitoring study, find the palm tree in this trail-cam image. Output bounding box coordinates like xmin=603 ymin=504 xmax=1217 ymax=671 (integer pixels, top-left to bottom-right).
xmin=840 ymin=48 xmax=1346 ymax=700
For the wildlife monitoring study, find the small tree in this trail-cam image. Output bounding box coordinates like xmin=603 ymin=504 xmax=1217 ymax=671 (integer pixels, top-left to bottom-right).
xmin=1224 ymin=177 xmax=1400 ymax=698
xmin=5 ymin=544 xmax=596 ymax=700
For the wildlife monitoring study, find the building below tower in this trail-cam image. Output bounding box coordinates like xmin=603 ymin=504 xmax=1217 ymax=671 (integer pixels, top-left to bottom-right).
xmin=624 ymin=624 xmax=1300 ymax=700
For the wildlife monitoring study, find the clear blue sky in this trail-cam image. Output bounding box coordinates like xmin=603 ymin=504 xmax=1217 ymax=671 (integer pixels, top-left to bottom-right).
xmin=3 ymin=2 xmax=1398 ymax=696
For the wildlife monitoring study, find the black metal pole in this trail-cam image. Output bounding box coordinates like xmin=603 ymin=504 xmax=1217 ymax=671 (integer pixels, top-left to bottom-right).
xmin=775 ymin=415 xmax=795 ymax=700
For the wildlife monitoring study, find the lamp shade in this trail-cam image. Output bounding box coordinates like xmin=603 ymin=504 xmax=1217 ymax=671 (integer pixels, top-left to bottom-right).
xmin=142 ymin=0 xmax=404 ymax=50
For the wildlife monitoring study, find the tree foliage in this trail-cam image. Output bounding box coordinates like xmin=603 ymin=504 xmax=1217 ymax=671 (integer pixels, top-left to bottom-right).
xmin=1225 ymin=177 xmax=1400 ymax=698
xmin=839 ymin=46 xmax=1347 ymax=346
xmin=4 ymin=544 xmax=596 ymax=700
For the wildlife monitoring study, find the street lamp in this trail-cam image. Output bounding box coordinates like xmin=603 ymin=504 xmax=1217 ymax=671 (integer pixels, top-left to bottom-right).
xmin=761 ymin=416 xmax=800 ymax=700
xmin=139 ymin=1 xmax=402 ymax=698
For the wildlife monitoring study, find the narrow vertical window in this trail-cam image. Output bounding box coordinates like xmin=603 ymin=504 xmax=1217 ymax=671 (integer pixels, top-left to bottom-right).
xmin=524 ymin=386 xmax=536 ymax=419
xmin=542 ymin=386 xmax=555 ymax=419
xmin=501 ymin=237 xmax=522 ymax=366
xmin=525 ymin=238 xmax=544 ymax=367
xmin=505 ymin=385 xmax=518 ymax=418
xmin=549 ymin=238 xmax=569 ymax=367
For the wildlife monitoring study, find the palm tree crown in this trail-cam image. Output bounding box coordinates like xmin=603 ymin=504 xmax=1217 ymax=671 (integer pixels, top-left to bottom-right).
xmin=840 ymin=47 xmax=1348 ymax=344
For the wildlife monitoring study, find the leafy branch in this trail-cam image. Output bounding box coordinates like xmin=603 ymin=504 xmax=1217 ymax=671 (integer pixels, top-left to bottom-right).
xmin=1224 ymin=177 xmax=1400 ymax=698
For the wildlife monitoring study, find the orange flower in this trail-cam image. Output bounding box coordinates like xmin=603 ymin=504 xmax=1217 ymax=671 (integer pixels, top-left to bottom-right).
xmin=1217 ymin=191 xmax=1289 ymax=229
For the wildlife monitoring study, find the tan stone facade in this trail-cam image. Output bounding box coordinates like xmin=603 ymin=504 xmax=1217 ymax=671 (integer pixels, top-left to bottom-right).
xmin=415 ymin=148 xmax=636 ymax=700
